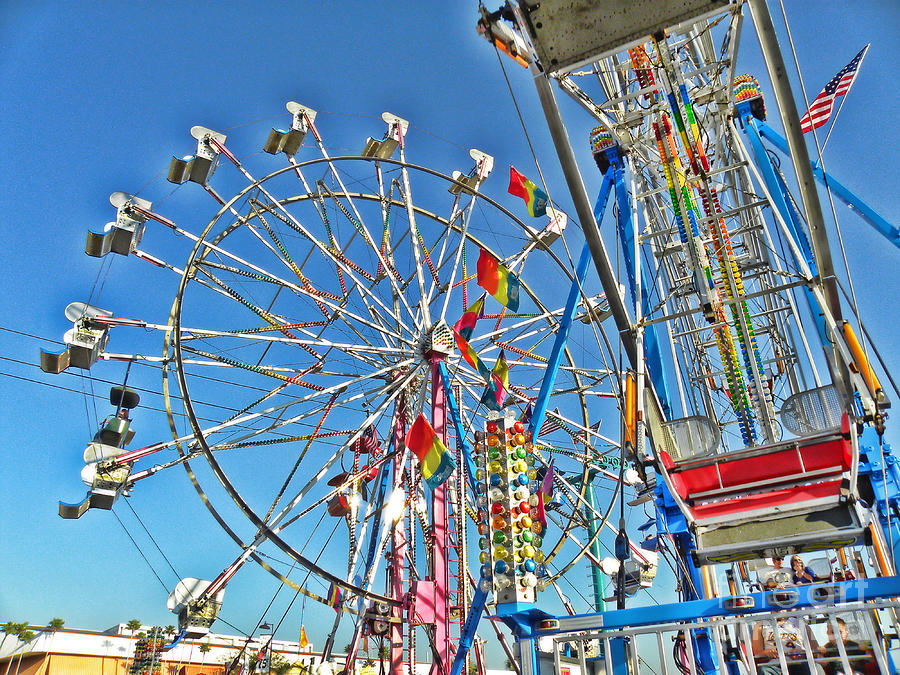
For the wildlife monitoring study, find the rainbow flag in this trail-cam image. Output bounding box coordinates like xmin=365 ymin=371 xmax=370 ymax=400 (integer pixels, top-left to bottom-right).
xmin=477 ymin=248 xmax=520 ymax=312
xmin=480 ymin=350 xmax=509 ymax=411
xmin=406 ymin=414 xmax=456 ymax=489
xmin=453 ymin=293 xmax=485 ymax=341
xmin=453 ymin=329 xmax=492 ymax=380
xmin=508 ymin=166 xmax=548 ymax=217
xmin=327 ymin=582 xmax=342 ymax=612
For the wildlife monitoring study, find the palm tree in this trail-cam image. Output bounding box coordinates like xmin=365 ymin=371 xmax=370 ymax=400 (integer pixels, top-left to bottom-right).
xmin=10 ymin=625 xmax=35 ymax=675
xmin=199 ymin=642 xmax=211 ymax=668
xmin=47 ymin=619 xmax=64 ymax=631
xmin=126 ymin=619 xmax=142 ymax=636
xmin=0 ymin=623 xmax=17 ymax=656
xmin=164 ymin=626 xmax=176 ymax=639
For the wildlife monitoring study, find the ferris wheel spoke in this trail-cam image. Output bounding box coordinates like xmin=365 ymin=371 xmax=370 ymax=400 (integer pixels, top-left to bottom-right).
xmin=302 ymin=125 xmax=417 ymax=317
xmin=176 ymin=327 xmax=408 ymax=359
xmin=393 ymin=150 xmax=431 ymax=326
xmin=435 ymin=196 xmax=482 ymax=321
xmin=256 ymin=366 xmax=420 ymax=534
xmin=190 ymin=356 xmax=419 ymax=449
xmin=191 ymin=259 xmax=408 ymax=354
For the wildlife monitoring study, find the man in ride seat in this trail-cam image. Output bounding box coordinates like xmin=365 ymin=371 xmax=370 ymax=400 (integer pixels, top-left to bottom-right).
xmin=752 ymin=597 xmax=824 ymax=674
xmin=818 ymin=618 xmax=873 ymax=675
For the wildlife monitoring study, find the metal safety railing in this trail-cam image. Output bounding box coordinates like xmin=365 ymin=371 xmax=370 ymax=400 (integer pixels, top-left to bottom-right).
xmin=552 ymin=600 xmax=896 ymax=675
xmin=525 ymin=577 xmax=900 ymax=675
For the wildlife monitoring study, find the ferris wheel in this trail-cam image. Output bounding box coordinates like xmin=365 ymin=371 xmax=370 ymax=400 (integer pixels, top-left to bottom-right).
xmin=42 ymin=102 xmax=637 ymax=665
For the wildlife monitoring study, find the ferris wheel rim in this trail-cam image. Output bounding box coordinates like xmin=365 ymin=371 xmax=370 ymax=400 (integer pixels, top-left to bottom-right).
xmin=155 ymin=151 xmax=622 ymax=607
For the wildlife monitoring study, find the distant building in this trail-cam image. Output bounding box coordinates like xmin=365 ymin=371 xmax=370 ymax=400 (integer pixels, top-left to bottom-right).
xmin=0 ymin=625 xmax=463 ymax=675
xmin=0 ymin=624 xmax=317 ymax=675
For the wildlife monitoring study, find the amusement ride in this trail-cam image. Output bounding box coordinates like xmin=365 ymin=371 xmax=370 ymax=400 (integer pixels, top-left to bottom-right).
xmin=40 ymin=1 xmax=900 ymax=674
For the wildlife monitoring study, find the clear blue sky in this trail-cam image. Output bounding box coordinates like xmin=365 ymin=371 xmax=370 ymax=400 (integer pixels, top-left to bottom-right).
xmin=1 ymin=0 xmax=898 ymax=665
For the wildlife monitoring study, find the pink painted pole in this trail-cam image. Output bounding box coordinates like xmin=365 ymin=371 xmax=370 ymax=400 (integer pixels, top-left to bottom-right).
xmin=430 ymin=357 xmax=450 ymax=671
xmin=390 ymin=398 xmax=408 ymax=675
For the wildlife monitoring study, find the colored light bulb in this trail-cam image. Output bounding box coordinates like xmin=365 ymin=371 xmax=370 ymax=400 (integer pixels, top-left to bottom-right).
xmin=494 ymin=560 xmax=508 ymax=574
xmin=514 ymin=421 xmax=525 ymax=433
xmin=523 ymin=544 xmax=535 ymax=558
xmin=489 ymin=461 xmax=501 ymax=473
xmin=487 ymin=421 xmax=498 ymax=433
xmin=492 ymin=531 xmax=507 ymax=544
xmin=519 ymin=501 xmax=530 ymax=513
xmin=494 ymin=546 xmax=508 ymax=559
xmin=491 ymin=516 xmax=507 ymax=530
xmin=524 ymin=559 xmax=536 ymax=572
xmin=487 ymin=435 xmax=499 ymax=447
xmin=521 ymin=515 xmax=532 ymax=529
xmin=527 ymin=468 xmax=537 ymax=480
xmin=491 ymin=502 xmax=504 ymax=515
xmin=515 ymin=433 xmax=526 ymax=445
xmin=522 ymin=531 xmax=533 ymax=542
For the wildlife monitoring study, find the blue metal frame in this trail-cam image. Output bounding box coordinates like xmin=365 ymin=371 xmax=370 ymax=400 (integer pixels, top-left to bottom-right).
xmin=499 ymin=575 xmax=900 ymax=636
xmin=529 ymin=165 xmax=615 ymax=438
xmin=752 ymin=119 xmax=900 ymax=250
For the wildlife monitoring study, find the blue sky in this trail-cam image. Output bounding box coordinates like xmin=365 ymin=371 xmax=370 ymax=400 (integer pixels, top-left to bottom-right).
xmin=1 ymin=0 xmax=899 ymax=665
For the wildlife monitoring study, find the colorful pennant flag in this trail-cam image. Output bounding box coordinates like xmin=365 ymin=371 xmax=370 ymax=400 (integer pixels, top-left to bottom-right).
xmin=508 ymin=166 xmax=548 ymax=217
xmin=477 ymin=248 xmax=520 ymax=312
xmin=519 ymin=402 xmax=533 ymax=425
xmin=540 ymin=458 xmax=555 ymax=500
xmin=453 ymin=293 xmax=485 ymax=342
xmin=535 ymin=490 xmax=547 ymax=527
xmin=327 ymin=582 xmax=342 ymax=612
xmin=406 ymin=413 xmax=456 ymax=489
xmin=453 ymin=329 xmax=492 ymax=380
xmin=480 ymin=350 xmax=509 ymax=411
xmin=800 ymin=45 xmax=869 ymax=133
xmin=299 ymin=626 xmax=309 ymax=649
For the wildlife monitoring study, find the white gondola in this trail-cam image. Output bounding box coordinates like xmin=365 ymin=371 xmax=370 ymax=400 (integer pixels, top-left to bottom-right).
xmin=167 ymin=126 xmax=226 ymax=186
xmin=40 ymin=302 xmax=112 ymax=373
xmin=167 ymin=578 xmax=226 ymax=638
xmin=84 ymin=192 xmax=151 ymax=258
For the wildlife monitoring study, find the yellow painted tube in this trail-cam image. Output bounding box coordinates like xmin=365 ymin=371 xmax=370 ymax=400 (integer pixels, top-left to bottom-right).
xmin=624 ymin=372 xmax=636 ymax=449
xmin=842 ymin=320 xmax=883 ymax=400
xmin=701 ymin=565 xmax=716 ymax=599
xmin=868 ymin=522 xmax=895 ymax=576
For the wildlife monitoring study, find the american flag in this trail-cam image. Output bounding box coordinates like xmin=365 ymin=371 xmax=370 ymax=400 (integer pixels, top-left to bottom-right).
xmin=799 ymin=45 xmax=869 ymax=133
xmin=361 ymin=425 xmax=380 ymax=454
xmin=538 ymin=408 xmax=563 ymax=437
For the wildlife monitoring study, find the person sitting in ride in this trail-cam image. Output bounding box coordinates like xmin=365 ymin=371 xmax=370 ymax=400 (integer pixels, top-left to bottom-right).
xmin=818 ymin=617 xmax=872 ymax=675
xmin=752 ymin=601 xmax=824 ymax=675
xmin=762 ymin=556 xmax=792 ymax=588
xmin=791 ymin=554 xmax=823 ymax=584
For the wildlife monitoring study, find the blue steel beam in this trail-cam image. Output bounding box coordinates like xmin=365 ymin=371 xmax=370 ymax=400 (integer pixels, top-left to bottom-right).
xmin=739 ymin=110 xmax=830 ymax=347
xmin=529 ymin=165 xmax=615 ymax=437
xmin=755 ymin=119 xmax=900 ymax=250
xmin=449 ymin=579 xmax=490 ymax=675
